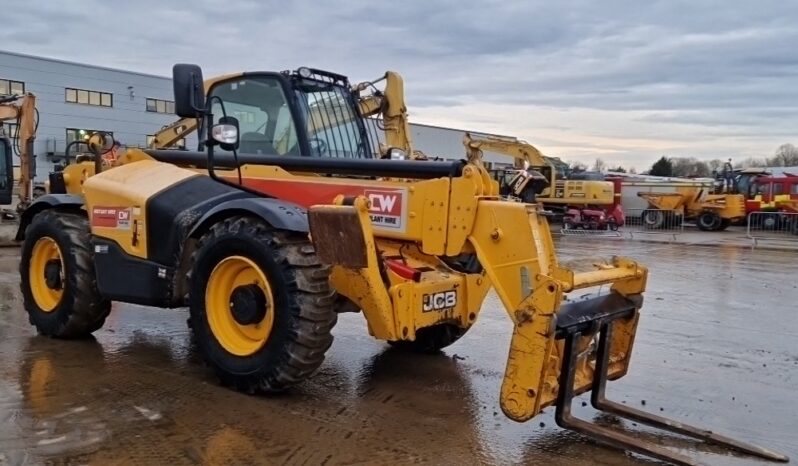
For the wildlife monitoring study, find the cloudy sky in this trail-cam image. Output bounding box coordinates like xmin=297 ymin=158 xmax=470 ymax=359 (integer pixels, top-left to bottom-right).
xmin=3 ymin=0 xmax=797 ymax=171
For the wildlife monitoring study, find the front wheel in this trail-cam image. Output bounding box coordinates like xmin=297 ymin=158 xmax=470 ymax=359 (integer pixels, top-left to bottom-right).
xmin=388 ymin=323 xmax=469 ymax=353
xmin=187 ymin=216 xmax=337 ymax=393
xmin=19 ymin=210 xmax=111 ymax=338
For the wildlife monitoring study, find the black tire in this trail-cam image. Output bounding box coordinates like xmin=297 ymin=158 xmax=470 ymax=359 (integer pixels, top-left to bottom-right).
xmin=388 ymin=323 xmax=469 ymax=353
xmin=19 ymin=210 xmax=111 ymax=338
xmin=759 ymin=213 xmax=782 ymax=231
xmin=717 ymin=218 xmax=731 ymax=231
xmin=697 ymin=211 xmax=722 ymax=231
xmin=187 ymin=216 xmax=336 ymax=393
xmin=641 ymin=209 xmax=664 ymax=229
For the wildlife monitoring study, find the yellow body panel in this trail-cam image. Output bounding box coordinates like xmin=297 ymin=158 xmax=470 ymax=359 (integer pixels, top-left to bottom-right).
xmin=81 ymin=160 xmax=197 ymax=258
xmin=541 ymin=180 xmax=615 ymax=205
xmin=639 ymin=188 xmax=746 ymax=220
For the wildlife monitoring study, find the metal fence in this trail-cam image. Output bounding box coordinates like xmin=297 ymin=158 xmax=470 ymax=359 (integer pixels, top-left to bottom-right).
xmin=554 ymin=208 xmax=684 ymax=240
xmin=621 ymin=208 xmax=684 ymax=240
xmin=746 ymin=211 xmax=798 ymax=246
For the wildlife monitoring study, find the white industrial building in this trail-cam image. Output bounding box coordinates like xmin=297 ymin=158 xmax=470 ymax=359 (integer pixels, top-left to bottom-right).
xmin=0 ymin=50 xmax=194 ymax=181
xmin=1 ymin=49 xmax=515 ymax=183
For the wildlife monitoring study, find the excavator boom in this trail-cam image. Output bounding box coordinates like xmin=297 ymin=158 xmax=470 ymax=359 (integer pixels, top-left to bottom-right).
xmin=0 ymin=93 xmax=36 ymax=211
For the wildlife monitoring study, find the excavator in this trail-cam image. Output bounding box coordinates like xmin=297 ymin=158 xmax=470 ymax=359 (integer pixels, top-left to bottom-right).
xmin=463 ymin=133 xmax=624 ymax=229
xmin=0 ymin=92 xmax=37 ymax=212
xmin=12 ymin=63 xmax=788 ymax=466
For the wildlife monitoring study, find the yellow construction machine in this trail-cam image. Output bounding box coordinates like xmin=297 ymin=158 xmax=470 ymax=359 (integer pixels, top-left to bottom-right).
xmin=0 ymin=92 xmax=37 ymax=212
xmin=12 ymin=64 xmax=788 ymax=466
xmin=463 ymin=133 xmax=625 ymax=228
xmin=637 ymin=187 xmax=746 ymax=231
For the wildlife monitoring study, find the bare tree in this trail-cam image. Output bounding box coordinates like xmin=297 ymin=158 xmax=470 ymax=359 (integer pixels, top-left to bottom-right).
xmin=708 ymin=159 xmax=723 ymax=173
xmin=736 ymin=157 xmax=768 ymax=168
xmin=774 ymin=143 xmax=798 ymax=166
xmin=593 ymin=158 xmax=606 ymax=172
xmin=569 ymin=161 xmax=588 ymax=172
xmin=671 ymin=157 xmax=711 ymax=177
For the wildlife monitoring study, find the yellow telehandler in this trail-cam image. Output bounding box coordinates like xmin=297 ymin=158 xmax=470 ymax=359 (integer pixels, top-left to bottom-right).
xmin=11 ymin=64 xmax=788 ymax=466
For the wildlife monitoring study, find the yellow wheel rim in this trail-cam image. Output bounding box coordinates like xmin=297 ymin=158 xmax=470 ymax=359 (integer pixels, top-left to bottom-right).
xmin=29 ymin=237 xmax=64 ymax=312
xmin=205 ymin=256 xmax=275 ymax=357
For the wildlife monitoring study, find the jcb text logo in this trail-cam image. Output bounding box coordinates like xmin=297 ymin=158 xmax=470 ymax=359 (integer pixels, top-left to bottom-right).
xmin=423 ymin=290 xmax=457 ymax=312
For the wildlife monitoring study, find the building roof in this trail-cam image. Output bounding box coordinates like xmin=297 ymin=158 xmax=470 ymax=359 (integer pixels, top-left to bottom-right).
xmin=0 ymin=49 xmax=170 ymax=81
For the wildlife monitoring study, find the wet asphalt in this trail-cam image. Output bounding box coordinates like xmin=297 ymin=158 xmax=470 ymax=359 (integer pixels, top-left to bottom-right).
xmin=0 ymin=238 xmax=796 ymax=466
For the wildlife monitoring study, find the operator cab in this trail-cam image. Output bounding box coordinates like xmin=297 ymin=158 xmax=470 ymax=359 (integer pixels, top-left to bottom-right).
xmin=196 ymin=67 xmax=379 ymax=160
xmin=0 ymin=137 xmax=12 ymax=205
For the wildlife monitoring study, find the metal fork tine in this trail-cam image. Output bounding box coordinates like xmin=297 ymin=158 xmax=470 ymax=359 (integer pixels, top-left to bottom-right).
xmin=555 ymin=330 xmax=702 ymax=466
xmin=591 ymin=323 xmax=790 ymax=463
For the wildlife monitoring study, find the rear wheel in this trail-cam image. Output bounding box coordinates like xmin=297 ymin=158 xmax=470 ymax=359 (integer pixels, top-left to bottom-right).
xmin=19 ymin=210 xmax=111 ymax=338
xmin=388 ymin=323 xmax=468 ymax=353
xmin=641 ymin=210 xmax=664 ymax=229
xmin=187 ymin=216 xmax=336 ymax=393
xmin=697 ymin=211 xmax=722 ymax=231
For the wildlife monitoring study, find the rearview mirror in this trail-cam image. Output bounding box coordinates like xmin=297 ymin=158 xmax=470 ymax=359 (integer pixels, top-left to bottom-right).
xmin=0 ymin=139 xmax=12 ymax=205
xmin=173 ymin=64 xmax=206 ymax=117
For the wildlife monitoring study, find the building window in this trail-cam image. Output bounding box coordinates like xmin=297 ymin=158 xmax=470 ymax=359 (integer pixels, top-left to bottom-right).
xmin=146 ymin=98 xmax=175 ymax=114
xmin=65 ymin=88 xmax=113 ymax=107
xmin=66 ymin=128 xmax=114 ymax=146
xmin=146 ymin=134 xmax=185 ymax=148
xmin=0 ymin=79 xmax=25 ymax=96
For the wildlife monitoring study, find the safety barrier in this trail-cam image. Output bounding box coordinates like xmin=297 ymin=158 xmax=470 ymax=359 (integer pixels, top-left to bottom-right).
xmin=552 ymin=208 xmax=684 ymax=240
xmin=746 ymin=211 xmax=798 ymax=247
xmin=559 ymin=226 xmax=623 ymax=238
xmin=622 ymin=208 xmax=684 ymax=240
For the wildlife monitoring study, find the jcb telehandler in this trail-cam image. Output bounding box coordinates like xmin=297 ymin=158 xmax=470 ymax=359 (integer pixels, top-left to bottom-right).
xmin=14 ymin=64 xmax=787 ymax=466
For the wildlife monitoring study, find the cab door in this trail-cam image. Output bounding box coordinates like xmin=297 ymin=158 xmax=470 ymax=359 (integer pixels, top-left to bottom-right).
xmin=0 ymin=138 xmax=12 ymax=205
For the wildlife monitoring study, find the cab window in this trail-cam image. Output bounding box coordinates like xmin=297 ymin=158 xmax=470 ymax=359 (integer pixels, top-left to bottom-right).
xmin=0 ymin=141 xmax=7 ymax=179
xmin=0 ymin=140 xmax=10 ymax=203
xmin=208 ymin=77 xmax=300 ymax=156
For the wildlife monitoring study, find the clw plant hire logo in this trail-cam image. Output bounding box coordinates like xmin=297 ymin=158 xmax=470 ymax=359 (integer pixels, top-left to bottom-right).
xmin=364 ymin=188 xmax=407 ymax=231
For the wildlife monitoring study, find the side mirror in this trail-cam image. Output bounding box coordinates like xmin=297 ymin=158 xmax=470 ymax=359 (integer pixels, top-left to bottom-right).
xmin=211 ymin=116 xmax=239 ymax=152
xmin=173 ymin=64 xmax=206 ymax=117
xmin=381 ymin=147 xmax=406 ymax=160
xmin=0 ymin=139 xmax=12 ymax=205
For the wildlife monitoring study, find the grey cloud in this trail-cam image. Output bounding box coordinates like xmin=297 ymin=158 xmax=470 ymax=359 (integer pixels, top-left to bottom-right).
xmin=2 ymin=0 xmax=797 ymax=168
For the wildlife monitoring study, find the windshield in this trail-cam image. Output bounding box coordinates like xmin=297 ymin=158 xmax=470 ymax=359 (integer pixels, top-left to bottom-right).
xmin=293 ymin=80 xmax=374 ymax=159
xmin=209 ymin=76 xmax=301 ymax=156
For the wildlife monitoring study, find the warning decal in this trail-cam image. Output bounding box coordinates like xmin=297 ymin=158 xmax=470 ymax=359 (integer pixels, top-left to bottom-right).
xmin=92 ymin=207 xmax=132 ymax=230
